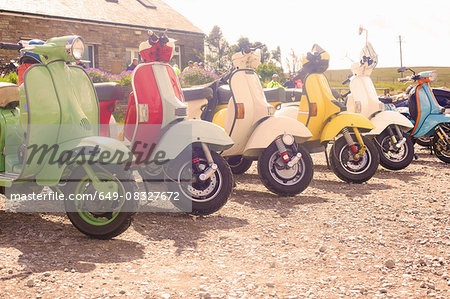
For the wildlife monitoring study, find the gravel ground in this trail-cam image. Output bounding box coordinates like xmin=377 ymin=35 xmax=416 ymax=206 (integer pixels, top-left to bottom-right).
xmin=0 ymin=146 xmax=448 ymax=298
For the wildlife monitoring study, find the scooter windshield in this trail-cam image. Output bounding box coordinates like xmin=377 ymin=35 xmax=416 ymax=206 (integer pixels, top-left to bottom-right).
xmin=360 ymin=42 xmax=378 ymax=69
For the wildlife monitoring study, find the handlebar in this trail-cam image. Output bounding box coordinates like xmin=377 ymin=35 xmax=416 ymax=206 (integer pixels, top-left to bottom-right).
xmin=398 ymin=76 xmax=411 ymax=82
xmin=0 ymin=42 xmax=22 ymax=51
xmin=242 ymin=44 xmax=265 ymax=54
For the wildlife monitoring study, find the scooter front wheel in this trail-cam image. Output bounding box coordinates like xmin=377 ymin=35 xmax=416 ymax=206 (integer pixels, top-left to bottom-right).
xmin=376 ymin=129 xmax=414 ymax=170
xmin=171 ymin=148 xmax=233 ymax=215
xmin=227 ymin=155 xmax=253 ymax=174
xmin=432 ymin=125 xmax=450 ymax=163
xmin=330 ymin=135 xmax=379 ymax=183
xmin=257 ymin=142 xmax=313 ymax=196
xmin=62 ymin=164 xmax=137 ymax=239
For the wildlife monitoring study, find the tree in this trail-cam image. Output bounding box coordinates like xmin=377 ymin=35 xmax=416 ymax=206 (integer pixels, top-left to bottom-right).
xmin=271 ymin=46 xmax=282 ymax=64
xmin=230 ymin=37 xmax=270 ymax=64
xmin=285 ymin=48 xmax=302 ymax=73
xmin=205 ymin=25 xmax=231 ymax=74
xmin=256 ymin=61 xmax=284 ymax=85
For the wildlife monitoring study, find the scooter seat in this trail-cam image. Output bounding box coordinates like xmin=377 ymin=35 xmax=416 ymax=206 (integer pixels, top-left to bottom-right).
xmin=182 ymin=86 xmax=213 ymax=102
xmin=264 ymin=87 xmax=286 ymax=103
xmin=285 ymin=88 xmax=302 ymax=102
xmin=0 ymin=82 xmax=19 ymax=108
xmin=378 ymin=96 xmax=393 ymax=104
xmin=94 ymin=82 xmax=123 ymax=102
xmin=218 ymin=85 xmax=232 ymax=105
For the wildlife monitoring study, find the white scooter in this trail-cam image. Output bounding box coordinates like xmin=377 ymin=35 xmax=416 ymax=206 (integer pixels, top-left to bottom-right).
xmin=343 ymin=26 xmax=414 ymax=170
xmin=184 ymin=46 xmax=314 ymax=196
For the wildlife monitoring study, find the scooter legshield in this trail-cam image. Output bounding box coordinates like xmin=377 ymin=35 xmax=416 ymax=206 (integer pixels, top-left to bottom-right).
xmin=413 ymin=113 xmax=450 ymax=137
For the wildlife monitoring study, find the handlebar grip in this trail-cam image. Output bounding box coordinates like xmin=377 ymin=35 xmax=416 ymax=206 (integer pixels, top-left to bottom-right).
xmin=342 ymin=78 xmax=350 ymax=85
xmin=398 ymin=77 xmax=410 ymax=82
xmin=0 ymin=42 xmax=22 ymax=50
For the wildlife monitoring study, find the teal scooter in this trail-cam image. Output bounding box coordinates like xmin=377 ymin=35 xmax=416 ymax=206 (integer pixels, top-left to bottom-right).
xmin=0 ymin=36 xmax=138 ymax=239
xmin=397 ymin=67 xmax=450 ymax=163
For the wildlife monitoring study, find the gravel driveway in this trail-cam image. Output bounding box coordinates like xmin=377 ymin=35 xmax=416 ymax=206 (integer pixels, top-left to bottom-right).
xmin=0 ymin=146 xmax=448 ymax=298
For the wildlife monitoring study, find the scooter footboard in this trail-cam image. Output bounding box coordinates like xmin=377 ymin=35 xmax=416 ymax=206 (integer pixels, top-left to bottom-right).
xmin=320 ymin=112 xmax=374 ymax=143
xmin=413 ymin=114 xmax=450 ymax=137
xmin=151 ymin=119 xmax=234 ymax=160
xmin=366 ymin=110 xmax=414 ymax=136
xmin=243 ymin=116 xmax=312 ymax=157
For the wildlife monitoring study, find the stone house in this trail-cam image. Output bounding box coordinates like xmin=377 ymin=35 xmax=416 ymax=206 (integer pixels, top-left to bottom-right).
xmin=0 ymin=0 xmax=204 ymax=73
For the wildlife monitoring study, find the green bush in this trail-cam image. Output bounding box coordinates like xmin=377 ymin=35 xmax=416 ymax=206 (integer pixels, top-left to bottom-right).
xmin=256 ymin=62 xmax=284 ymax=85
xmin=0 ymin=72 xmax=18 ymax=84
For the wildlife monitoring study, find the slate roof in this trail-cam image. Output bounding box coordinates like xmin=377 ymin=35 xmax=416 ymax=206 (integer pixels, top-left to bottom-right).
xmin=0 ymin=0 xmax=203 ymax=35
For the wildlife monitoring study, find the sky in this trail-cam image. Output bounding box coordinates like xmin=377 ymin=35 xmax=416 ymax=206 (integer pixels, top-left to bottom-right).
xmin=163 ymin=0 xmax=450 ymax=70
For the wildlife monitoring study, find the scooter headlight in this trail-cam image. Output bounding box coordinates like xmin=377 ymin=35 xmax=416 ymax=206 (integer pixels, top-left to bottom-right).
xmin=65 ymin=36 xmax=85 ymax=61
xmin=282 ymin=134 xmax=295 ymax=146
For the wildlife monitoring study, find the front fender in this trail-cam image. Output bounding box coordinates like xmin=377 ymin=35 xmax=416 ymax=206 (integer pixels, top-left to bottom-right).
xmin=320 ymin=112 xmax=374 ymax=143
xmin=35 ymin=136 xmax=134 ymax=186
xmin=152 ymin=119 xmax=234 ymax=160
xmin=243 ymin=116 xmax=312 ymax=157
xmin=367 ymin=110 xmax=414 ymax=135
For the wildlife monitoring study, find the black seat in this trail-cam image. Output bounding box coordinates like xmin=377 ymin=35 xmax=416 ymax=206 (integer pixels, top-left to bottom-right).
xmin=378 ymin=96 xmax=393 ymax=104
xmin=182 ymin=86 xmax=213 ymax=102
xmin=94 ymin=82 xmax=123 ymax=102
xmin=285 ymin=88 xmax=302 ymax=102
xmin=264 ymin=87 xmax=286 ymax=103
xmin=217 ymin=85 xmax=232 ymax=105
xmin=433 ymin=88 xmax=450 ymax=107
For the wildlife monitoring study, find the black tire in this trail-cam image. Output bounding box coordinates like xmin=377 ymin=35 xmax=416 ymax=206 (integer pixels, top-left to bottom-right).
xmin=330 ymin=134 xmax=379 ymax=183
xmin=62 ymin=164 xmax=137 ymax=239
xmin=257 ymin=142 xmax=313 ymax=196
xmin=376 ymin=128 xmax=414 ymax=170
xmin=432 ymin=126 xmax=450 ymax=163
xmin=416 ymin=136 xmax=432 ymax=147
xmin=170 ymin=148 xmax=233 ymax=215
xmin=227 ymin=156 xmax=253 ymax=174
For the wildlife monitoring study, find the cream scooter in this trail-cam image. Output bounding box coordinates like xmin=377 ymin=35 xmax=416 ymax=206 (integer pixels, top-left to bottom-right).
xmin=344 ymin=26 xmax=414 ymax=170
xmin=184 ymin=46 xmax=314 ymax=196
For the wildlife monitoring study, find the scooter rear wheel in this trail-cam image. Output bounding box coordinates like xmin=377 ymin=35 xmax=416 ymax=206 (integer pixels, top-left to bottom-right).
xmin=62 ymin=164 xmax=137 ymax=239
xmin=330 ymin=135 xmax=379 ymax=183
xmin=376 ymin=129 xmax=414 ymax=170
xmin=416 ymin=136 xmax=432 ymax=147
xmin=227 ymin=156 xmax=253 ymax=174
xmin=257 ymin=142 xmax=313 ymax=196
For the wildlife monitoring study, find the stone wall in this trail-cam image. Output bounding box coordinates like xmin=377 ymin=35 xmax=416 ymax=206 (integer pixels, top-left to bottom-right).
xmin=0 ymin=14 xmax=204 ymax=73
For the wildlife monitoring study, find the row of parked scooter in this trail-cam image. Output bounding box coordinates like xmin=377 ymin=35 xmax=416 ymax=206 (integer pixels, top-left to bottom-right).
xmin=0 ymin=27 xmax=448 ymax=239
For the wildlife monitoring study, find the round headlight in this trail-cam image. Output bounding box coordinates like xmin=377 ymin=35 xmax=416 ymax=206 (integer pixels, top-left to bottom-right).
xmin=282 ymin=134 xmax=295 ymax=146
xmin=65 ymin=36 xmax=85 ymax=61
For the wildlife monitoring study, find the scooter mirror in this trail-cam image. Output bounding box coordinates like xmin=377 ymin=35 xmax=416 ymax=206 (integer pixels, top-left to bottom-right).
xmin=397 ymin=67 xmax=407 ymax=73
xmin=358 ymin=25 xmax=364 ymax=35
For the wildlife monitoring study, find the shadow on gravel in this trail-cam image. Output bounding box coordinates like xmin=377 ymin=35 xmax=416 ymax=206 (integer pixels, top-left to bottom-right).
xmin=232 ymin=189 xmax=328 ymax=216
xmin=373 ymin=169 xmax=426 ymax=183
xmin=0 ymin=212 xmax=144 ymax=280
xmin=133 ymin=213 xmax=248 ymax=255
xmin=311 ymin=179 xmax=392 ymax=199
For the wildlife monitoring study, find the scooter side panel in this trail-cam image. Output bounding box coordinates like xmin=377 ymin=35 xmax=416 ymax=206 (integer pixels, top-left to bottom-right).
xmin=413 ymin=113 xmax=450 ymax=137
xmin=242 ymin=116 xmax=312 ymax=157
xmin=212 ymin=108 xmax=227 ymax=130
xmin=367 ymin=110 xmax=414 ymax=136
xmin=151 ymin=119 xmax=233 ymax=160
xmin=320 ymin=112 xmax=375 ymax=143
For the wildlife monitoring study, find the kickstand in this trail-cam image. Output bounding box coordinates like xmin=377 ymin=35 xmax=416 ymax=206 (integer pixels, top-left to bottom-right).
xmin=324 ymin=150 xmax=330 ymax=169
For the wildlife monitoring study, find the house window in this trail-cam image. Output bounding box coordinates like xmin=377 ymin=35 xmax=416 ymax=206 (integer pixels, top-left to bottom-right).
xmin=126 ymin=48 xmax=141 ymax=67
xmin=169 ymin=45 xmax=181 ymax=67
xmin=82 ymin=44 xmax=96 ymax=68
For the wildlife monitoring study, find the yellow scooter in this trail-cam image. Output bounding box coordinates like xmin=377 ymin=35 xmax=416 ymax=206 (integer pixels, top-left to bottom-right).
xmin=275 ymin=45 xmax=380 ymax=183
xmin=183 ymin=46 xmax=314 ymax=196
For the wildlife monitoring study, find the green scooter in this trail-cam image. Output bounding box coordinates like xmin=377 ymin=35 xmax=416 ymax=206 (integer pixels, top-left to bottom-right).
xmin=0 ymin=36 xmax=137 ymax=239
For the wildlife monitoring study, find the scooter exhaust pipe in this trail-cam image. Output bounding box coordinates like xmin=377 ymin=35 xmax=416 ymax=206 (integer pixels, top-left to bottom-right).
xmin=287 ymin=153 xmax=302 ymax=168
xmin=199 ymin=163 xmax=218 ymax=181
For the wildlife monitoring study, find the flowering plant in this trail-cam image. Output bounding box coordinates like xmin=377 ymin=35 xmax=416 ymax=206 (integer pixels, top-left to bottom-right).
xmin=85 ymin=68 xmax=132 ymax=86
xmin=179 ymin=68 xmax=219 ymax=87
